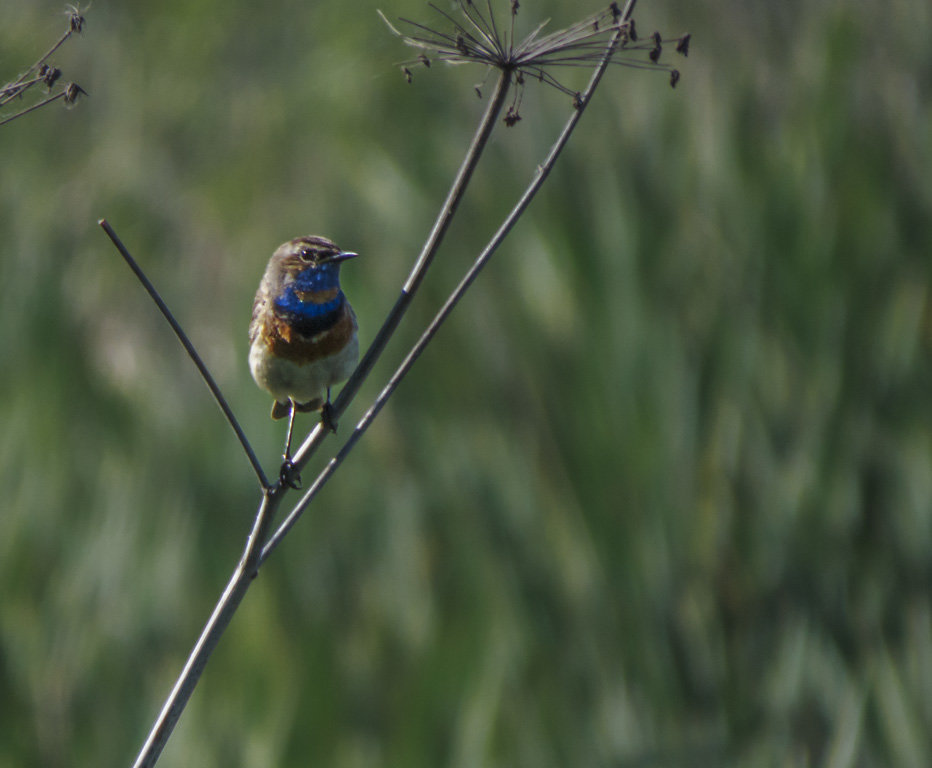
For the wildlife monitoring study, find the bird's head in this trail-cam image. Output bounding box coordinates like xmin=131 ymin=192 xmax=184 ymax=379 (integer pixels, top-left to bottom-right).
xmin=269 ymin=236 xmax=358 ymax=299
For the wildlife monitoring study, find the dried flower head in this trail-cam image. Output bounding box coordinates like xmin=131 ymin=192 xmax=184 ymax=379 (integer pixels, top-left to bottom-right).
xmin=63 ymin=82 xmax=87 ymax=105
xmin=0 ymin=5 xmax=89 ymax=127
xmin=66 ymin=4 xmax=86 ymax=34
xmin=41 ymin=65 xmax=63 ymax=90
xmin=381 ymin=0 xmax=690 ymax=117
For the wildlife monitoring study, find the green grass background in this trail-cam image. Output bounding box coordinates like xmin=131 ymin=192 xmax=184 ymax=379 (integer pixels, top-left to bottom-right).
xmin=2 ymin=0 xmax=931 ymax=765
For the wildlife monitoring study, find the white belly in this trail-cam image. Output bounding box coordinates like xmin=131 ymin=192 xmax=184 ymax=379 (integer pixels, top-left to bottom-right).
xmin=249 ymin=332 xmax=359 ymax=407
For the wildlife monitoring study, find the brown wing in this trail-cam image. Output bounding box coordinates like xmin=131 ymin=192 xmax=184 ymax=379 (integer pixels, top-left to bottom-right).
xmin=248 ymin=277 xmax=270 ymax=345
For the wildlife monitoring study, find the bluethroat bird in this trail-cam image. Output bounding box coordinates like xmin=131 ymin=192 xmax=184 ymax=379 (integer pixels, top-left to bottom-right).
xmin=249 ymin=236 xmax=359 ymax=484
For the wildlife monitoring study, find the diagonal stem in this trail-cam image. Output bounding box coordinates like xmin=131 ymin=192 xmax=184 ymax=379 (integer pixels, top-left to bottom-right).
xmin=284 ymin=69 xmax=513 ymax=476
xmin=262 ymin=9 xmax=633 ymax=562
xmin=99 ymin=219 xmax=271 ymax=490
xmin=130 ymin=484 xmax=285 ymax=768
xmin=1 ymin=16 xmax=83 ymax=112
xmin=0 ymin=90 xmax=66 ymax=127
xmin=125 ymin=67 xmax=512 ymax=768
xmin=127 ymin=2 xmax=639 ymax=761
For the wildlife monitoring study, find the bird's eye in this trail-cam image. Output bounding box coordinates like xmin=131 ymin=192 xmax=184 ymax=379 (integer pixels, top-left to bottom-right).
xmin=298 ymin=247 xmax=314 ymax=262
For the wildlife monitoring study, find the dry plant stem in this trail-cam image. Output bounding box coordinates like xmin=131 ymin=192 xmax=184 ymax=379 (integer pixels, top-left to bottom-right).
xmin=0 ymin=76 xmax=44 ymax=105
xmin=1 ymin=17 xmax=83 ymax=124
xmin=287 ymin=69 xmax=513 ymax=475
xmin=262 ymin=12 xmax=633 ymax=562
xmin=98 ymin=219 xmax=270 ymax=490
xmin=0 ymin=27 xmax=73 ymax=106
xmin=0 ymin=91 xmax=66 ymax=127
xmin=130 ymin=489 xmax=284 ymax=768
xmin=128 ymin=1 xmax=636 ymax=756
xmin=16 ymin=24 xmax=76 ymax=85
xmin=127 ymin=72 xmax=512 ymax=768
xmin=131 ymin=569 xmax=251 ymax=768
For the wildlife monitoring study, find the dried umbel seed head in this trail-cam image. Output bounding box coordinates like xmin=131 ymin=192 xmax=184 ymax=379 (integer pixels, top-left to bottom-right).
xmin=42 ymin=66 xmax=63 ymax=89
xmin=66 ymin=4 xmax=85 ymax=33
xmin=382 ymin=1 xmax=692 ymax=108
xmin=676 ymin=34 xmax=691 ymax=56
xmin=64 ymin=81 xmax=87 ymax=104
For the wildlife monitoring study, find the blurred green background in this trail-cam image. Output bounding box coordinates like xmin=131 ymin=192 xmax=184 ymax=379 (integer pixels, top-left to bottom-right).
xmin=2 ymin=0 xmax=931 ymax=765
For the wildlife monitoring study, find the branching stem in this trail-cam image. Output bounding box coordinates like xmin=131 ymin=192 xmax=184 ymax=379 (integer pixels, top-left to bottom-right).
xmin=126 ymin=2 xmax=640 ymax=764
xmin=263 ymin=5 xmax=633 ymax=560
xmin=286 ymin=68 xmax=513 ymax=475
xmin=127 ymin=66 xmax=512 ymax=768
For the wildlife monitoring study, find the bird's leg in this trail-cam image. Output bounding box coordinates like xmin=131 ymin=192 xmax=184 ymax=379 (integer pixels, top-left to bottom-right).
xmin=279 ymin=398 xmax=301 ymax=488
xmin=320 ymin=386 xmax=338 ymax=433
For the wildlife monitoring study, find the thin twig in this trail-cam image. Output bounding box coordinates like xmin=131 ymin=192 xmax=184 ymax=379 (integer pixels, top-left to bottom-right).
xmin=99 ymin=220 xmax=271 ymax=490
xmin=1 ymin=27 xmax=73 ymax=97
xmin=22 ymin=24 xmax=78 ymax=80
xmin=130 ymin=486 xmax=286 ymax=768
xmin=0 ymin=76 xmax=45 ymax=108
xmin=0 ymin=90 xmax=66 ymax=127
xmin=129 ymin=2 xmax=656 ymax=763
xmin=262 ymin=1 xmax=635 ymax=562
xmin=126 ymin=70 xmax=512 ymax=768
xmin=131 ymin=560 xmax=251 ymax=768
xmin=130 ymin=424 xmax=295 ymax=768
xmin=284 ymin=69 xmax=513 ymax=476
xmin=0 ymin=7 xmax=85 ymax=120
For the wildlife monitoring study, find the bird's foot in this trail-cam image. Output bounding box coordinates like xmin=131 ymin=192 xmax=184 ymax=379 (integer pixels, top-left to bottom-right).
xmin=279 ymin=457 xmax=302 ymax=489
xmin=321 ymin=401 xmax=338 ymax=433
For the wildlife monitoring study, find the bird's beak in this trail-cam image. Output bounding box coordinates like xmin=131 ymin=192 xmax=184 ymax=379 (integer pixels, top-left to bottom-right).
xmin=327 ymin=251 xmax=358 ymax=264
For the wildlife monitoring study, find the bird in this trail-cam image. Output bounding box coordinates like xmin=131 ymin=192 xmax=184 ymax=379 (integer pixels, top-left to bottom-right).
xmin=248 ymin=235 xmax=359 ymax=485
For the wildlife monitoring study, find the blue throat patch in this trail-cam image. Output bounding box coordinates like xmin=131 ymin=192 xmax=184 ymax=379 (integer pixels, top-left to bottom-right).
xmin=273 ymin=264 xmax=345 ymax=336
